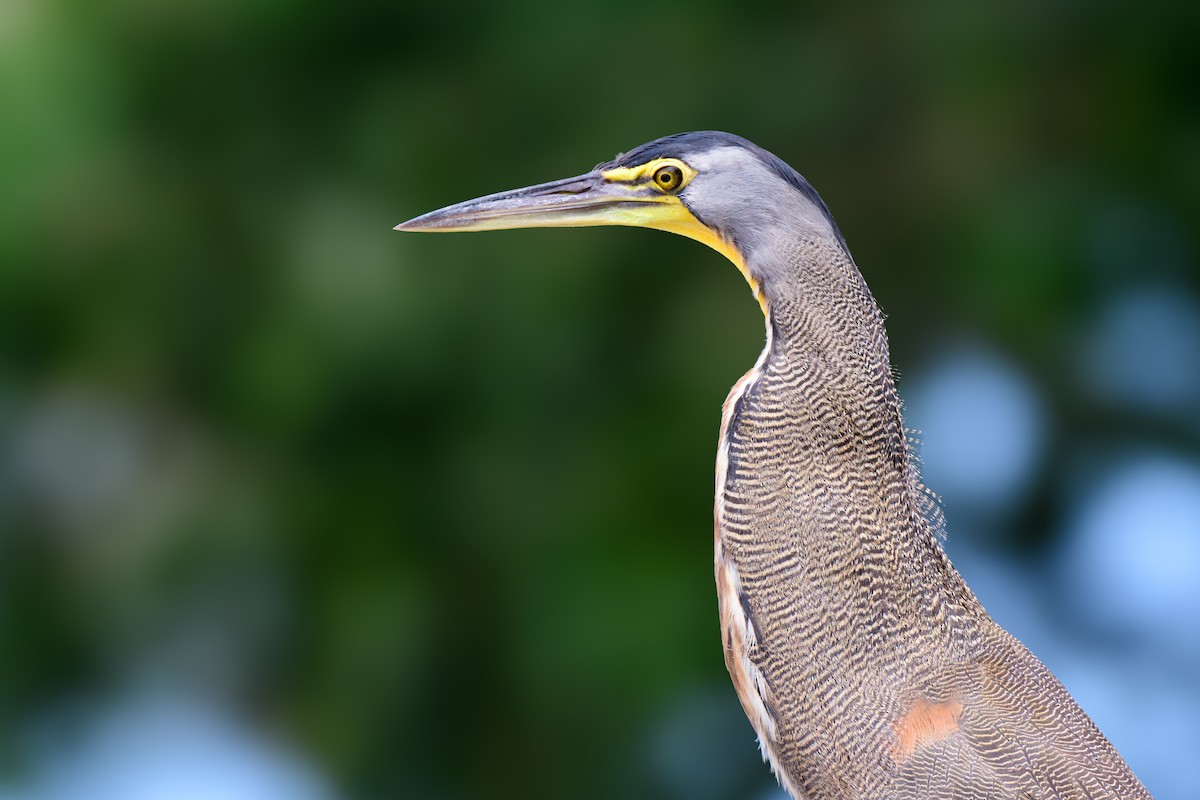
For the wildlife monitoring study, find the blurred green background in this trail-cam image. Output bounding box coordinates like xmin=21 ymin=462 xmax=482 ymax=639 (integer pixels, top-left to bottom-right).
xmin=2 ymin=2 xmax=1198 ymax=799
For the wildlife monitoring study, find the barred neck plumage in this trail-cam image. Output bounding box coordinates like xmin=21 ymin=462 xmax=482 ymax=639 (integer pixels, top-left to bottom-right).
xmin=715 ymin=230 xmax=983 ymax=796
xmin=720 ymin=229 xmax=981 ymax=647
xmin=749 ymin=233 xmax=916 ymax=517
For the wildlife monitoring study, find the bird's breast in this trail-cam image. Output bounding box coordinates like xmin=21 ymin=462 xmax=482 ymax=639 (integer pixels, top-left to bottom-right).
xmin=713 ymin=343 xmax=963 ymax=797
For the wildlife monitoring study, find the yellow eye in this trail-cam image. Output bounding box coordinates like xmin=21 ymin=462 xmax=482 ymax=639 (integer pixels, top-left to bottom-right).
xmin=653 ymin=164 xmax=684 ymax=193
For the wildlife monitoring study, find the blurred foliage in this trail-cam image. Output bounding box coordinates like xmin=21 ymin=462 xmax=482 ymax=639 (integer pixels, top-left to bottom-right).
xmin=1 ymin=1 xmax=1197 ymax=799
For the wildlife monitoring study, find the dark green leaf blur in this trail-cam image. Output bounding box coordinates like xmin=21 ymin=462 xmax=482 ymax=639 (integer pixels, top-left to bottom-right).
xmin=2 ymin=2 xmax=1197 ymax=799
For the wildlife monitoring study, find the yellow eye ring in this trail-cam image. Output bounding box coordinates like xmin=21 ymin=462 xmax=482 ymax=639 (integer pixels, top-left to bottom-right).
xmin=653 ymin=165 xmax=684 ymax=193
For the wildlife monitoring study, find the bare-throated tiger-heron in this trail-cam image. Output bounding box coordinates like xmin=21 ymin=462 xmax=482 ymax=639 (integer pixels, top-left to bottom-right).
xmin=397 ymin=132 xmax=1152 ymax=800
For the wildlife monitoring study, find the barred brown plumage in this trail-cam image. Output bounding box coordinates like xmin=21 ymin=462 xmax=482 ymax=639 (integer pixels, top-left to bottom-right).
xmin=398 ymin=132 xmax=1154 ymax=800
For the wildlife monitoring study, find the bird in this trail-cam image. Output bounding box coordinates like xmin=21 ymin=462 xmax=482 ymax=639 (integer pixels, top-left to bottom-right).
xmin=396 ymin=132 xmax=1152 ymax=800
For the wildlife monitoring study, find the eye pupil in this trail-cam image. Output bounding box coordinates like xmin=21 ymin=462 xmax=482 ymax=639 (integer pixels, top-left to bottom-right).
xmin=654 ymin=165 xmax=683 ymax=192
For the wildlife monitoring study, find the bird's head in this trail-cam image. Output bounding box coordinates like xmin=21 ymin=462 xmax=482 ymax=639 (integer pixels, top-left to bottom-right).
xmin=396 ymin=132 xmax=847 ymax=312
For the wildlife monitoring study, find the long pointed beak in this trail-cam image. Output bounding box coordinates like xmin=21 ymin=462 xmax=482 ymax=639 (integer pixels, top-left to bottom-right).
xmin=395 ymin=171 xmax=672 ymax=233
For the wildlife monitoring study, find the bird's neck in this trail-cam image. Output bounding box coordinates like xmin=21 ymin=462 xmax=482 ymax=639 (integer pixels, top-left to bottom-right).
xmin=757 ymin=239 xmax=899 ymax=426
xmin=715 ymin=235 xmax=983 ymax=670
xmin=747 ymin=237 xmax=932 ymax=556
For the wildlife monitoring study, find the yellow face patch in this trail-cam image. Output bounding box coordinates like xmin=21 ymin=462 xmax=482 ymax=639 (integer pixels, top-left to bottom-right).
xmin=601 ymin=159 xmax=765 ymax=314
xmin=600 ymin=157 xmax=698 ymax=191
